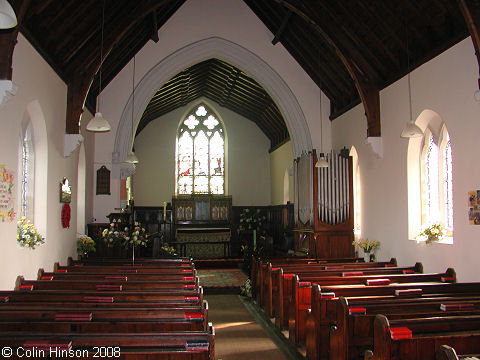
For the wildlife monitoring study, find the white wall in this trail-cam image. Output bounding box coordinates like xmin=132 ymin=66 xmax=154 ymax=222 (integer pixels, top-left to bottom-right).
xmin=332 ymin=38 xmax=480 ymax=282
xmin=92 ymin=0 xmax=323 ymax=220
xmin=133 ymin=98 xmax=271 ymax=206
xmin=0 ymin=34 xmax=92 ymax=289
xmin=270 ymin=140 xmax=295 ymax=205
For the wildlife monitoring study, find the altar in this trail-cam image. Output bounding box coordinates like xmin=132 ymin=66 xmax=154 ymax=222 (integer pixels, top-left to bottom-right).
xmin=174 ymin=227 xmax=230 ymax=258
xmin=172 ymin=194 xmax=232 ymax=259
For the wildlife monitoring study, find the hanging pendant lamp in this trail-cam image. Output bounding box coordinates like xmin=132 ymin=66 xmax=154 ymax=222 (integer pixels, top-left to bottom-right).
xmin=0 ymin=0 xmax=17 ymax=29
xmin=86 ymin=0 xmax=111 ymax=133
xmin=125 ymin=56 xmax=139 ymax=164
xmin=400 ymin=23 xmax=422 ymax=138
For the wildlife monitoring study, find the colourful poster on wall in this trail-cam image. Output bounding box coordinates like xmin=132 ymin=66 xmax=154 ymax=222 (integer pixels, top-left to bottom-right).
xmin=468 ymin=190 xmax=480 ymax=225
xmin=0 ymin=165 xmax=15 ymax=222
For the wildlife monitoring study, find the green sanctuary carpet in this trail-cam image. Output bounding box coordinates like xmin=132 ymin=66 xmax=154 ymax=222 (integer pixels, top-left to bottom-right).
xmin=197 ymin=268 xmax=248 ymax=293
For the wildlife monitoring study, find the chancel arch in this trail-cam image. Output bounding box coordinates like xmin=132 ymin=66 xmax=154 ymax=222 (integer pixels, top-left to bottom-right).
xmin=113 ymin=37 xmax=312 ymax=177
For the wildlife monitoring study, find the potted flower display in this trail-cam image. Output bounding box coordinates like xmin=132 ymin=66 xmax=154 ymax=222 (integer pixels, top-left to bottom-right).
xmin=77 ymin=235 xmax=96 ymax=259
xmin=17 ymin=216 xmax=45 ymax=250
xmin=352 ymin=238 xmax=380 ymax=262
xmin=418 ymin=223 xmax=444 ymax=244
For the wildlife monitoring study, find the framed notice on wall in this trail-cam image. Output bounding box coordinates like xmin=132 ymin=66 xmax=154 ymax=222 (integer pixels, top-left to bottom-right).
xmin=468 ymin=190 xmax=480 ymax=225
xmin=0 ymin=165 xmax=15 ymax=222
xmin=96 ymin=165 xmax=111 ymax=195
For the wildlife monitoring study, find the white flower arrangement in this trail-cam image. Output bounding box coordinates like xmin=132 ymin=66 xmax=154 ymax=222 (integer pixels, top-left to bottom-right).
xmin=17 ymin=216 xmax=45 ymax=249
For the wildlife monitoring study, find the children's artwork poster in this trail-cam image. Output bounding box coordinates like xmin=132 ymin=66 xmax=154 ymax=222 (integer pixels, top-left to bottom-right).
xmin=468 ymin=190 xmax=480 ymax=225
xmin=0 ymin=165 xmax=15 ymax=222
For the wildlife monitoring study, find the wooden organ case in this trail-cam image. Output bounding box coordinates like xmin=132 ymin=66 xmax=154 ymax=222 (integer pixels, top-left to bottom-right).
xmin=294 ymin=150 xmax=354 ymax=259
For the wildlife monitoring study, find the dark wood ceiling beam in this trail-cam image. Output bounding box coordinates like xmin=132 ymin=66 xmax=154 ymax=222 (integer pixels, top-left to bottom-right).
xmin=0 ymin=0 xmax=30 ymax=80
xmin=151 ymin=10 xmax=159 ymax=43
xmin=272 ymin=10 xmax=292 ymax=45
xmin=65 ymin=0 xmax=174 ymax=133
xmin=458 ymin=0 xmax=480 ymax=88
xmin=274 ymin=0 xmax=381 ymax=137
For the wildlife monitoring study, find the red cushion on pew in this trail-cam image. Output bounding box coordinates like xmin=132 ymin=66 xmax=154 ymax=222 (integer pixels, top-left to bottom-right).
xmin=283 ymin=273 xmax=295 ymax=280
xmin=183 ymin=276 xmax=195 ymax=281
xmin=56 ymin=269 xmax=67 ymax=273
xmin=186 ymin=341 xmax=209 ymax=351
xmin=299 ymin=281 xmax=311 ymax=288
xmin=402 ymin=269 xmax=414 ymax=274
xmin=366 ymin=278 xmax=390 ymax=286
xmin=184 ymin=312 xmax=203 ymax=320
xmin=41 ymin=276 xmax=53 ymax=280
xmin=441 ymin=276 xmax=455 ymax=282
xmin=95 ymin=284 xmax=122 ymax=291
xmin=55 ymin=313 xmax=92 ymax=322
xmin=394 ymin=289 xmax=423 ymax=297
xmin=348 ymin=307 xmax=367 ymax=315
xmin=325 ymin=265 xmax=344 ymax=270
xmin=440 ymin=303 xmax=475 ymax=311
xmin=390 ymin=327 xmax=412 ymax=339
xmin=342 ymin=271 xmax=364 ymax=276
xmin=184 ymin=296 xmax=199 ymax=302
xmin=83 ymin=296 xmax=114 ymax=303
xmin=184 ymin=284 xmax=196 ymax=289
xmin=19 ymin=285 xmax=33 ymax=291
xmin=385 ymin=263 xmax=396 ymax=267
xmin=0 ymin=296 xmax=9 ymax=302
xmin=320 ymin=292 xmax=335 ymax=299
xmin=104 ymin=276 xmax=127 ymax=281
xmin=119 ymin=269 xmax=137 ymax=273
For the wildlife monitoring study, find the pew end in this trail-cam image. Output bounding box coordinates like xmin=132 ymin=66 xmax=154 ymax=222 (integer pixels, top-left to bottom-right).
xmin=437 ymin=345 xmax=459 ymax=360
xmin=414 ymin=262 xmax=423 ymax=273
xmin=37 ymin=268 xmax=45 ymax=280
xmin=14 ymin=275 xmax=24 ymax=290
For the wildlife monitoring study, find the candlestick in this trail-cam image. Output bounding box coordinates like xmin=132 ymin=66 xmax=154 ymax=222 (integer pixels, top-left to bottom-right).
xmin=163 ymin=202 xmax=166 ymax=222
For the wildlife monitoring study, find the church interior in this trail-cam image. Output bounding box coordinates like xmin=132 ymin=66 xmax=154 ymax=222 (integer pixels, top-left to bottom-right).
xmin=1 ymin=0 xmax=480 ymax=359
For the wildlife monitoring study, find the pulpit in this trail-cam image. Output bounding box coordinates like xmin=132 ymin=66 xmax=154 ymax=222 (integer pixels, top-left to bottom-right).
xmin=172 ymin=194 xmax=232 ymax=259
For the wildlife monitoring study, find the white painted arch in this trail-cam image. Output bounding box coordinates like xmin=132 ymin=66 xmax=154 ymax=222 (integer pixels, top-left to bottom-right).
xmin=113 ymin=37 xmax=312 ymax=167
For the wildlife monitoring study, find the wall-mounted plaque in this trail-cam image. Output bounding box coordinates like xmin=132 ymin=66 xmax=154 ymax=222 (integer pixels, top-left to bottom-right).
xmin=96 ymin=166 xmax=111 ymax=195
xmin=60 ymin=177 xmax=71 ymax=203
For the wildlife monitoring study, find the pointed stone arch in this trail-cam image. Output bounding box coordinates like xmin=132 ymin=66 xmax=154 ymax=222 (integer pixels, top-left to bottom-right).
xmin=113 ymin=37 xmax=312 ymax=174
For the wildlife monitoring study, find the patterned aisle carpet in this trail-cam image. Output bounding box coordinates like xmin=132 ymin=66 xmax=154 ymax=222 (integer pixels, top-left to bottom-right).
xmin=197 ymin=268 xmax=248 ymax=293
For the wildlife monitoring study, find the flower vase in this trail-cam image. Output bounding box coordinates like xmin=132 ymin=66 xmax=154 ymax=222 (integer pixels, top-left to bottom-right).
xmin=363 ymin=252 xmax=371 ymax=262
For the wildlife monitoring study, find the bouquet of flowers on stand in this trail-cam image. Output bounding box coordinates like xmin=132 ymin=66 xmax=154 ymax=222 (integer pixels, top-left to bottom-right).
xmin=123 ymin=222 xmax=149 ymax=249
xmin=101 ymin=222 xmax=128 ymax=247
xmin=17 ymin=216 xmax=45 ymax=250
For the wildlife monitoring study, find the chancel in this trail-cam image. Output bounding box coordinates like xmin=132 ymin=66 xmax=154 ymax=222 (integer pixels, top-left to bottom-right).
xmin=1 ymin=0 xmax=480 ymax=359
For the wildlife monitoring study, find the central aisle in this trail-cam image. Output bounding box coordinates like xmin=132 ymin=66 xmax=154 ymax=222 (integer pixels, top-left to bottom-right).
xmin=205 ymin=294 xmax=298 ymax=360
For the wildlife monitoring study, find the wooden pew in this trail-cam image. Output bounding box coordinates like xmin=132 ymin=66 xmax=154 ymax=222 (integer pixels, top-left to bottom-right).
xmin=38 ymin=268 xmax=197 ymax=281
xmin=256 ymin=258 xmax=393 ymax=307
xmin=267 ymin=262 xmax=421 ymax=320
xmin=54 ymin=263 xmax=195 ymax=275
xmin=332 ymin=296 xmax=480 ymax=360
xmin=0 ymin=325 xmax=215 ymax=360
xmin=68 ymin=256 xmax=192 ymax=266
xmin=306 ymin=282 xmax=480 ymax=360
xmin=436 ymin=345 xmax=480 ymax=360
xmin=16 ymin=276 xmax=198 ymax=291
xmin=370 ymin=314 xmax=480 ymax=360
xmin=287 ymin=268 xmax=456 ymax=344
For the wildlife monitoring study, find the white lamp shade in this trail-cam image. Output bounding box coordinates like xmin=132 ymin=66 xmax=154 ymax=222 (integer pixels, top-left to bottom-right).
xmin=86 ymin=112 xmax=111 ymax=132
xmin=0 ymin=0 xmax=17 ymax=29
xmin=400 ymin=121 xmax=423 ymax=138
xmin=125 ymin=152 xmax=139 ymax=164
xmin=315 ymin=153 xmax=328 ymax=168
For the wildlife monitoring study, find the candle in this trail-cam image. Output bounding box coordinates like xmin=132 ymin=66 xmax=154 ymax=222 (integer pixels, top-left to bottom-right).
xmin=163 ymin=202 xmax=166 ymax=222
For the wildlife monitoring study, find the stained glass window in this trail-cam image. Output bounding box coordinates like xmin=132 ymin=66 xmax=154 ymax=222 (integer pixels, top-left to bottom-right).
xmin=176 ymin=104 xmax=225 ymax=194
xmin=20 ymin=124 xmax=34 ymax=220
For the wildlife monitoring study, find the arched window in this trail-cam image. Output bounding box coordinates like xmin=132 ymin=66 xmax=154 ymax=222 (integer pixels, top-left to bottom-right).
xmin=407 ymin=110 xmax=453 ymax=242
xmin=19 ymin=122 xmax=34 ymax=220
xmin=176 ymin=103 xmax=225 ymax=194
